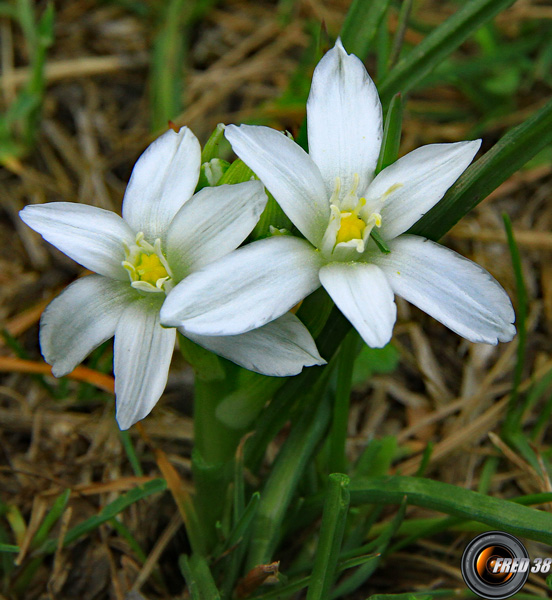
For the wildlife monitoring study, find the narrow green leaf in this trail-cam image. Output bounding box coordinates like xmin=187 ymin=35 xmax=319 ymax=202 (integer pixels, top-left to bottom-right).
xmin=246 ymin=394 xmax=332 ymax=569
xmin=502 ymin=213 xmax=528 ymax=433
xmin=340 ymin=0 xmax=392 ymax=59
xmin=218 ymin=493 xmax=260 ymax=598
xmin=179 ymin=554 xmax=221 ymax=600
xmin=307 ymin=474 xmax=350 ymax=600
xmin=332 ymin=499 xmax=407 ymax=598
xmin=38 ymin=479 xmax=167 ymax=554
xmin=410 ymin=97 xmax=552 ymax=240
xmin=110 ymin=518 xmax=148 ymax=563
xmin=32 ymin=489 xmax=71 ymax=548
xmin=328 ymin=332 xmax=359 ymax=474
xmin=150 ymin=0 xmax=188 ymax=131
xmin=119 ymin=430 xmax=144 ymax=477
xmin=387 ymin=0 xmax=414 ymax=69
xmin=225 ymin=492 xmax=260 ymax=552
xmin=244 ymin=308 xmax=350 ymax=472
xmin=375 ymin=93 xmax=404 ymax=174
xmin=0 ymin=543 xmax=19 ymax=553
xmin=378 ymin=0 xmax=517 ymax=104
xmin=349 ymin=476 xmax=552 ymax=544
xmin=415 ymin=442 xmax=434 ymax=477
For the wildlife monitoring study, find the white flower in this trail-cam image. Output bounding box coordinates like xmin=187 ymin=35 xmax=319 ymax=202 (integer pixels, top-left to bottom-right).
xmin=20 ymin=127 xmax=325 ymax=430
xmin=161 ymin=41 xmax=516 ymax=348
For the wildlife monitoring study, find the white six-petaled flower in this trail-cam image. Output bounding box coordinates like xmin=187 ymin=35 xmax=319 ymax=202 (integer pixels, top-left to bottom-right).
xmin=161 ymin=40 xmax=516 ymax=348
xmin=20 ymin=127 xmax=324 ymax=430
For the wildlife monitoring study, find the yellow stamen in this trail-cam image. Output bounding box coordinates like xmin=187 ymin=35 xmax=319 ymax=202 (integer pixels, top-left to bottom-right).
xmin=135 ymin=253 xmax=168 ymax=286
xmin=336 ymin=212 xmax=366 ymax=245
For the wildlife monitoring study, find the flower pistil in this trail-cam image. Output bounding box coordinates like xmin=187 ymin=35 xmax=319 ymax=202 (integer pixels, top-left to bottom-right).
xmin=123 ymin=232 xmax=173 ymax=293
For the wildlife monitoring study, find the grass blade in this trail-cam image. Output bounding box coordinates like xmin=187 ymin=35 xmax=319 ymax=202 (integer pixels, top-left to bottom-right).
xmin=501 ymin=213 xmax=528 ymax=433
xmin=179 ymin=554 xmax=221 ymax=600
xmin=350 ymin=476 xmax=552 ymax=544
xmin=38 ymin=478 xmax=167 ymax=554
xmin=328 ymin=332 xmax=358 ymax=474
xmin=410 ymin=97 xmax=552 ymax=241
xmin=246 ymin=393 xmax=331 ymax=569
xmin=378 ymin=0 xmax=516 ymax=104
xmin=340 ymin=0 xmax=392 ymax=60
xmin=375 ymin=93 xmax=404 ymax=175
xmin=307 ymin=474 xmax=350 ymax=600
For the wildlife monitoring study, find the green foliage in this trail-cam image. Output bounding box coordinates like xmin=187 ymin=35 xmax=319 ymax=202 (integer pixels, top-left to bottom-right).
xmin=0 ymin=1 xmax=54 ymax=164
xmin=378 ymin=0 xmax=518 ymax=105
xmin=340 ymin=0 xmax=392 ymax=60
xmin=410 ymin=97 xmax=552 ymax=240
xmin=352 ymin=343 xmax=401 ymax=387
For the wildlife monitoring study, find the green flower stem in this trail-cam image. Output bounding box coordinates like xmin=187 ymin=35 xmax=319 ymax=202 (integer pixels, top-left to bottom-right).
xmin=193 ymin=376 xmax=244 ymax=465
xmin=192 ymin=374 xmax=247 ymax=549
xmin=179 ymin=335 xmax=248 ymax=547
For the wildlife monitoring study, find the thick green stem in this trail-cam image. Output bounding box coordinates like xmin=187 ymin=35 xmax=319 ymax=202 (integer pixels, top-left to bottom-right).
xmin=193 ymin=377 xmax=244 ymax=465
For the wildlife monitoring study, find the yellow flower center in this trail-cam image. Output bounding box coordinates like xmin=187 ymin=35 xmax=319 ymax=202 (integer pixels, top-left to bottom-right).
xmin=135 ymin=252 xmax=168 ymax=285
xmin=335 ymin=212 xmax=367 ymax=245
xmin=122 ymin=233 xmax=173 ymax=294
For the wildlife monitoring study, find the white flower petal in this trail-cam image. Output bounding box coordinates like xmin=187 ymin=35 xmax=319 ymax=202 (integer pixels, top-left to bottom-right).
xmin=225 ymin=124 xmax=329 ymax=247
xmin=40 ymin=275 xmax=135 ymax=377
xmin=183 ymin=312 xmax=325 ymax=377
xmin=114 ymin=298 xmax=176 ymax=429
xmin=371 ymin=235 xmax=516 ymax=344
xmin=366 ymin=140 xmax=481 ymax=240
xmin=319 ymin=261 xmax=396 ymax=348
xmin=307 ymin=38 xmax=383 ymax=199
xmin=20 ymin=203 xmax=134 ymax=279
xmin=161 ymin=236 xmax=323 ymax=335
xmin=166 ymin=180 xmax=267 ymax=279
xmin=122 ymin=127 xmax=201 ymax=241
